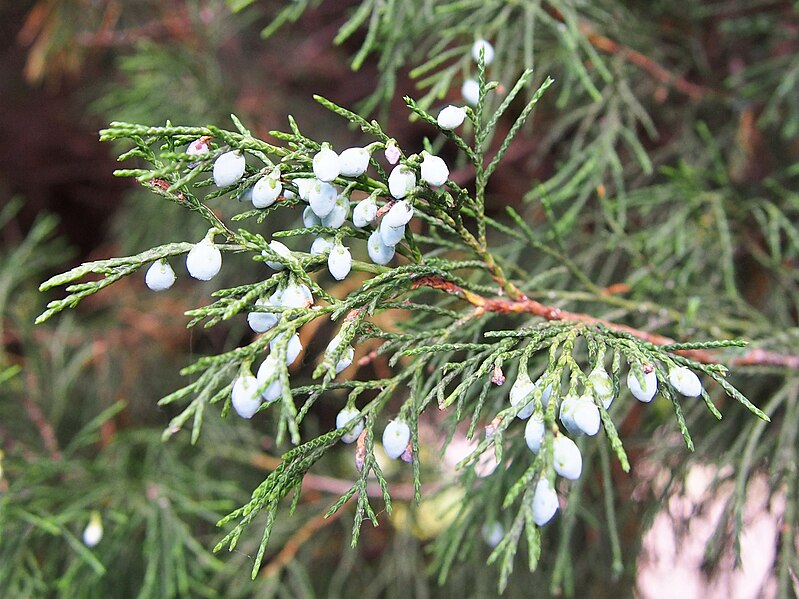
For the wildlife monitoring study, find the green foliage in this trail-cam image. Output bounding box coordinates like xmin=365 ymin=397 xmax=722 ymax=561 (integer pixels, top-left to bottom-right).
xmin=34 ymin=63 xmax=778 ymax=593
xmin=7 ymin=1 xmax=799 ymax=596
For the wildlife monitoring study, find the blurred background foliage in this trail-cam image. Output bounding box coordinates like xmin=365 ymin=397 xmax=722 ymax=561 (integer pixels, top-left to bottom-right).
xmin=0 ymin=0 xmax=798 ymax=597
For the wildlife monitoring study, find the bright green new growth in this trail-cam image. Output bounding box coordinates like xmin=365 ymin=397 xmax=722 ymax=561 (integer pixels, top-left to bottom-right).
xmin=37 ymin=63 xmax=765 ymax=592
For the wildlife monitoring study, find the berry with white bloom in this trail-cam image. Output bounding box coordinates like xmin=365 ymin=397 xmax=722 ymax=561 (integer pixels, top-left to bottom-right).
xmin=669 ymin=366 xmax=703 ymax=397
xmin=312 ymin=145 xmax=340 ymax=182
xmin=335 ymin=345 xmax=354 ymax=374
xmin=186 ymin=237 xmax=222 ymax=281
xmin=553 ymin=435 xmax=583 ymax=480
xmin=382 ymin=419 xmax=411 ymax=459
xmin=326 ymin=335 xmax=354 ymax=374
xmin=82 ymin=512 xmax=103 ymax=547
xmin=256 ymin=355 xmax=282 ymax=403
xmin=510 ymin=380 xmax=552 ymax=412
xmin=247 ymin=297 xmax=278 ymax=333
xmin=481 ymin=522 xmax=504 ymax=548
xmin=558 ymin=395 xmax=580 ymax=433
xmin=328 ymin=243 xmax=352 ymax=280
xmin=294 ymin=177 xmax=316 ymax=201
xmin=509 ymin=370 xmax=536 ymax=419
xmin=231 ymin=371 xmax=262 ymax=419
xmin=280 ymin=281 xmax=313 ymax=309
xmin=367 ymin=229 xmax=396 ymax=264
xmin=213 ymin=151 xmax=246 ymax=187
xmin=270 ymin=332 xmax=302 ymax=366
xmin=336 ymin=406 xmax=364 ymax=444
xmin=388 ymin=165 xmax=417 ymax=199
xmin=383 ymin=200 xmax=414 ymax=228
xmin=299 ymin=283 xmax=314 ymax=304
xmin=302 ymin=206 xmax=322 ymax=229
xmin=325 ymin=333 xmax=344 ymax=354
xmin=462 ymin=78 xmax=480 ymax=106
xmin=338 ymin=147 xmax=370 ymax=177
xmin=308 ymin=180 xmax=338 ymax=218
xmin=263 ymin=240 xmax=292 ymax=270
xmin=471 ymin=39 xmax=495 ymax=65
xmin=531 ymin=479 xmax=559 ymax=526
xmin=537 ymin=381 xmax=554 ymax=409
xmin=437 ymin=105 xmax=467 ymax=130
xmin=145 ymin=260 xmax=176 ymax=291
xmin=267 ymin=289 xmax=283 ymax=310
xmin=627 ymin=366 xmax=658 ymax=403
xmin=588 ymin=365 xmax=615 ymax=409
xmin=524 ymin=412 xmax=545 ymax=453
xmin=270 ymin=240 xmax=292 ymax=259
xmin=379 ymin=220 xmax=405 ymax=247
xmin=352 ymin=196 xmax=378 ymax=228
xmin=420 ymin=153 xmax=449 ymax=187
xmin=384 ymin=139 xmax=401 ymax=165
xmin=252 ymin=169 xmax=282 ymax=208
xmin=303 ymin=205 xmax=321 ymax=228
xmin=574 ymin=399 xmax=601 ymax=436
xmin=236 ymin=188 xmax=253 ymax=203
xmin=559 ymin=395 xmax=600 ymax=437
xmin=321 ymin=195 xmax=349 ymax=228
xmin=186 ymin=138 xmax=210 ymax=156
xmin=262 ymin=254 xmax=283 ymax=271
xmin=310 ymin=236 xmax=334 ymax=256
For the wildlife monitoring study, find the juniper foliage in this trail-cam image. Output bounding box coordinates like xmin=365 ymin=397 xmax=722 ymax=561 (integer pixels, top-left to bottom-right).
xmin=4 ymin=1 xmax=799 ymax=597
xmin=35 ymin=67 xmax=774 ymax=592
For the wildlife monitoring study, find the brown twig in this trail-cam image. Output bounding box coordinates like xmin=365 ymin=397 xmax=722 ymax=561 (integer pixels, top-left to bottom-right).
xmin=412 ymin=275 xmax=799 ymax=369
xmin=541 ymin=5 xmax=710 ymax=102
xmin=578 ymin=24 xmax=708 ymax=101
xmin=728 ymin=349 xmax=799 ymax=370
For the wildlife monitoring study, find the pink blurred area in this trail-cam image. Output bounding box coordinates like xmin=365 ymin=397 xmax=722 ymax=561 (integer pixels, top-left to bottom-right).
xmin=637 ymin=463 xmax=794 ymax=598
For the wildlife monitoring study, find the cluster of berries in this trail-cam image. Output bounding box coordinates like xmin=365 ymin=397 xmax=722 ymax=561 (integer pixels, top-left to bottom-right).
xmin=142 ymin=115 xmax=467 ymax=427
xmin=231 ymin=299 xmax=356 ymax=420
xmin=143 ymin=234 xmax=223 ymax=291
xmin=334 ymin=407 xmax=412 ymax=464
xmin=146 ymin=123 xmax=458 ymax=293
xmin=627 ymin=364 xmax=703 ymax=402
xmin=507 ymin=371 xmax=582 ymax=526
xmin=506 ymin=361 xmax=704 ymax=526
